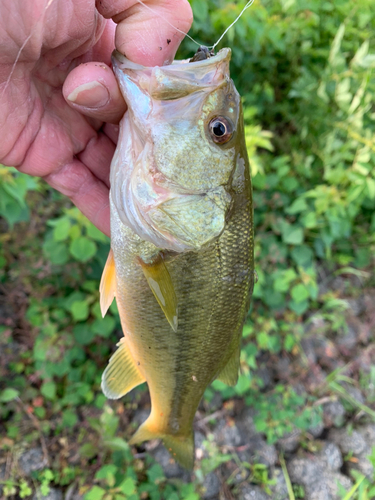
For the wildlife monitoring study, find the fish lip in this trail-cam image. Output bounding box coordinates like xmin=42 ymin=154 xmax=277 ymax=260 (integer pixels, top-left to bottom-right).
xmin=112 ymin=47 xmax=231 ymax=72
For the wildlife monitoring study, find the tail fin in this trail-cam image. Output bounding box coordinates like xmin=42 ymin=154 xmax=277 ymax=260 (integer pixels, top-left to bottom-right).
xmin=129 ymin=418 xmax=194 ymax=470
xmin=163 ymin=433 xmax=194 ymax=470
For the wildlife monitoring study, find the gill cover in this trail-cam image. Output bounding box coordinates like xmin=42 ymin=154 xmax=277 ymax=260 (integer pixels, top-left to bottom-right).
xmin=110 ymin=48 xmax=241 ymax=253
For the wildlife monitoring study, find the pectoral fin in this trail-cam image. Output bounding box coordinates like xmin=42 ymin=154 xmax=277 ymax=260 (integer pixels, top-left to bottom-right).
xmin=138 ymin=254 xmax=178 ymax=332
xmin=216 ymin=345 xmax=241 ymax=386
xmin=100 ymin=249 xmax=116 ymax=318
xmin=101 ymin=338 xmax=145 ymax=399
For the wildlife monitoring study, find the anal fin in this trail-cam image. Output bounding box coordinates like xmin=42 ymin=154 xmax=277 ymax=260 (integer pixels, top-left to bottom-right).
xmin=101 ymin=338 xmax=145 ymax=399
xmin=138 ymin=253 xmax=178 ymax=332
xmin=100 ymin=249 xmax=116 ymax=318
xmin=216 ymin=345 xmax=240 ymax=387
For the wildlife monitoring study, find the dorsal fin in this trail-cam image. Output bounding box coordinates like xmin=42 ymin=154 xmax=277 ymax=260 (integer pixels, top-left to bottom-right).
xmin=100 ymin=249 xmax=116 ymax=318
xmin=138 ymin=254 xmax=178 ymax=332
xmin=101 ymin=338 xmax=146 ymax=399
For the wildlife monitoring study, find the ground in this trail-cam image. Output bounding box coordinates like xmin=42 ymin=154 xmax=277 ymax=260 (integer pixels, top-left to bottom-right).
xmin=0 ymin=195 xmax=375 ymax=500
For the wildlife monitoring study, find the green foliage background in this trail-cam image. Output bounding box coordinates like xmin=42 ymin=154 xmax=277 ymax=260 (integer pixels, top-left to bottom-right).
xmin=1 ymin=0 xmax=375 ymax=498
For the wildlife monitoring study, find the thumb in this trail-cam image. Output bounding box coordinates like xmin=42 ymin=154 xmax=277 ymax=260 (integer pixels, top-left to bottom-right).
xmin=63 ymin=0 xmax=193 ymax=122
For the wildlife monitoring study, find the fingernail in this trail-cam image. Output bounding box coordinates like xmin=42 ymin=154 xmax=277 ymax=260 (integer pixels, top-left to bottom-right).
xmin=67 ymin=81 xmax=109 ymax=108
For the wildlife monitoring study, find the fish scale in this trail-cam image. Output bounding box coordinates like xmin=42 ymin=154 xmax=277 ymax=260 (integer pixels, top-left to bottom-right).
xmin=100 ymin=47 xmax=254 ymax=468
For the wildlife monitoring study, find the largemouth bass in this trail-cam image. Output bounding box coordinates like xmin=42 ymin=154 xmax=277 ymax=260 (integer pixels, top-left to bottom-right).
xmin=100 ymin=47 xmax=254 ymax=469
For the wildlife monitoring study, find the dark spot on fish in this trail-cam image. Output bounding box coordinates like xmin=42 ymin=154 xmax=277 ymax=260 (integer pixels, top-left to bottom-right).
xmin=159 ymin=46 xmax=162 ymax=51
xmin=167 ymin=39 xmax=171 ymax=45
xmin=148 ymin=346 xmax=151 ymax=349
xmin=137 ymin=361 xmax=140 ymax=366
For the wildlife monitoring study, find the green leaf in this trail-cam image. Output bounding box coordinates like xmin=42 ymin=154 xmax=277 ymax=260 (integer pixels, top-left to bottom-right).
xmin=69 ymin=237 xmax=97 ymax=262
xmin=19 ymin=479 xmax=32 ymax=498
xmin=354 ymin=248 xmax=371 ymax=268
xmin=2 ymin=177 xmax=27 ymax=206
xmin=183 ymin=494 xmax=200 ymax=500
xmin=0 ymin=197 xmax=30 ymax=227
xmin=301 ymin=212 xmax=317 ymax=229
xmin=286 ymin=198 xmax=307 ymax=214
xmin=190 ymin=0 xmax=208 ymax=21
xmin=291 ymin=284 xmax=310 ymax=303
xmin=43 ymin=239 xmax=69 ymax=265
xmin=73 ymin=324 xmax=95 ymax=345
xmin=0 ymin=388 xmax=19 ymax=402
xmin=329 ymin=23 xmax=345 ymax=65
xmin=147 ymin=464 xmax=165 ymax=484
xmin=41 ymin=381 xmax=56 ymax=400
xmin=91 ymin=316 xmax=116 ymax=337
xmin=366 ymin=177 xmax=375 ymax=199
xmin=119 ymin=477 xmax=136 ymax=495
xmin=84 ymin=486 xmax=106 ymax=500
xmin=236 ymin=374 xmax=252 ymax=395
xmin=288 ymin=299 xmax=309 ymax=315
xmin=95 ymin=464 xmax=118 ymax=480
xmin=284 ymin=334 xmax=296 ymax=352
xmin=273 ymin=269 xmax=297 ymax=292
xmin=242 ymin=324 xmax=253 ymax=338
xmin=62 ymin=409 xmax=78 ymax=427
xmin=62 ymin=291 xmax=85 ymax=311
xmin=87 ymin=224 xmax=109 ymax=243
xmin=291 ymin=246 xmax=313 ymax=267
xmin=0 ymin=253 xmax=6 ymax=269
xmin=104 ymin=437 xmax=130 ymax=452
xmin=70 ymin=300 xmax=90 ymax=322
xmin=280 ymin=221 xmax=304 ymax=245
xmin=351 ymin=39 xmax=369 ymax=66
xmin=53 ymin=217 xmax=71 ymax=242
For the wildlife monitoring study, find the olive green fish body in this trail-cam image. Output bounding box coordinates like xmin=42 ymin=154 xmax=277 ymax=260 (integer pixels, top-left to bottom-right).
xmin=100 ymin=49 xmax=254 ymax=468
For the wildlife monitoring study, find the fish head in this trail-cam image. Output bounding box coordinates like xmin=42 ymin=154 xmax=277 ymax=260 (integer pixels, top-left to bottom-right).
xmin=111 ymin=48 xmax=245 ymax=253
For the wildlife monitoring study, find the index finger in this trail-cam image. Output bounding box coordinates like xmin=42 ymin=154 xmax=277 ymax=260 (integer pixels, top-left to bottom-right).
xmin=96 ymin=0 xmax=193 ymax=66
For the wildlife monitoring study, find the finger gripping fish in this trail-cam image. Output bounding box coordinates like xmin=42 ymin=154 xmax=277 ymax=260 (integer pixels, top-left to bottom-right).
xmin=100 ymin=47 xmax=254 ymax=469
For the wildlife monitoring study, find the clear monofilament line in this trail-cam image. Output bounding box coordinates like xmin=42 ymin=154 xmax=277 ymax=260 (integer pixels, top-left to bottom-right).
xmin=136 ymin=0 xmax=202 ymax=47
xmin=135 ymin=0 xmax=256 ymax=53
xmin=210 ymin=0 xmax=256 ymax=50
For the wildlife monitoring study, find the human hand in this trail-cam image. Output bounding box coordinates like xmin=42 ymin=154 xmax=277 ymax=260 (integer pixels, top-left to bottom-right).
xmin=0 ymin=0 xmax=193 ymax=236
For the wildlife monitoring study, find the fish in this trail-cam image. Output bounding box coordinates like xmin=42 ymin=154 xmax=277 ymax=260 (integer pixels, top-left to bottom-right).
xmin=99 ymin=46 xmax=254 ymax=469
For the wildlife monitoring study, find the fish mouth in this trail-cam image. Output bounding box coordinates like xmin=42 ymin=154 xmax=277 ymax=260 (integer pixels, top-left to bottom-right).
xmin=112 ymin=48 xmax=232 ymax=100
xmin=113 ymin=47 xmax=231 ymax=70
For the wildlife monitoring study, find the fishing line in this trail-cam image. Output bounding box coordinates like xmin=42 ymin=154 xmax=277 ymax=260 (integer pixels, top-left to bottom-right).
xmin=136 ymin=0 xmax=256 ymax=52
xmin=1 ymin=0 xmax=56 ymax=98
xmin=136 ymin=0 xmax=202 ymax=47
xmin=210 ymin=0 xmax=255 ymax=50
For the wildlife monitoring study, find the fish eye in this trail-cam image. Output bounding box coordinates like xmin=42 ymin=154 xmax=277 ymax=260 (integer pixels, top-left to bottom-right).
xmin=208 ymin=116 xmax=234 ymax=144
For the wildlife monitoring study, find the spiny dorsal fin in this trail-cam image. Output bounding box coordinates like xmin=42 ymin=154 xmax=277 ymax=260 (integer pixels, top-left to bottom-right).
xmin=138 ymin=254 xmax=178 ymax=332
xmin=100 ymin=249 xmax=116 ymax=318
xmin=101 ymin=338 xmax=145 ymax=399
xmin=216 ymin=345 xmax=241 ymax=386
